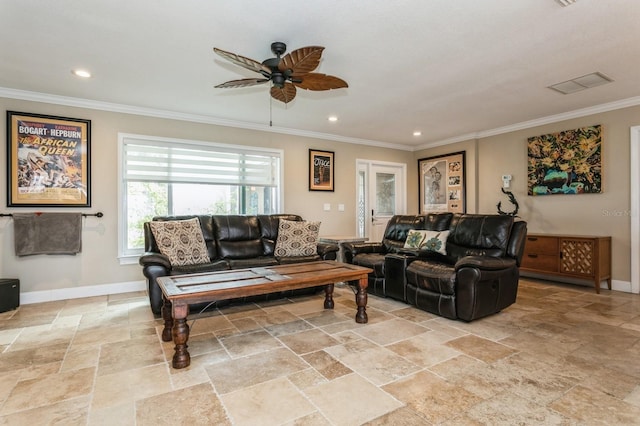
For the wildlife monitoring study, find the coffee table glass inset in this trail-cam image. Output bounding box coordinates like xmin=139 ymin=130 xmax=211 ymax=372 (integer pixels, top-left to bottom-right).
xmin=157 ymin=261 xmax=372 ymax=368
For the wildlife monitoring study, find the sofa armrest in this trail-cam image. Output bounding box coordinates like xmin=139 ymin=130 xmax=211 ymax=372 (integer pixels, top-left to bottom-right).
xmin=139 ymin=251 xmax=172 ymax=270
xmin=342 ymin=242 xmax=384 ymax=264
xmin=317 ymin=243 xmax=339 ymax=260
xmin=455 ymin=256 xmax=517 ymax=271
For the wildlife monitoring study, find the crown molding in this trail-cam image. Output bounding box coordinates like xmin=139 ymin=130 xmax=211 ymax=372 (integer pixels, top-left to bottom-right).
xmin=0 ymin=87 xmax=415 ymax=151
xmin=3 ymin=87 xmax=639 ymax=153
xmin=415 ymin=95 xmax=640 ymax=150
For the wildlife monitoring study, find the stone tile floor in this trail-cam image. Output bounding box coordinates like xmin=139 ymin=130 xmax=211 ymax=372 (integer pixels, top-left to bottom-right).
xmin=0 ymin=278 xmax=640 ymax=425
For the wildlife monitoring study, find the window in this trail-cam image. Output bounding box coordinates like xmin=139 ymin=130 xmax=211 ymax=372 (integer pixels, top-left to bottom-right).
xmin=118 ymin=134 xmax=282 ymax=260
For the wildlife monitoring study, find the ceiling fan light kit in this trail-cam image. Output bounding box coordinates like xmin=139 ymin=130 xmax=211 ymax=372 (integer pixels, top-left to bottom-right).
xmin=213 ymin=42 xmax=348 ymax=104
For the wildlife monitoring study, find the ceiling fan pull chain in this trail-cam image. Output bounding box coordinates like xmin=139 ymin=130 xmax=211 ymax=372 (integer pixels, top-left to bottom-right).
xmin=269 ymin=87 xmax=273 ymax=127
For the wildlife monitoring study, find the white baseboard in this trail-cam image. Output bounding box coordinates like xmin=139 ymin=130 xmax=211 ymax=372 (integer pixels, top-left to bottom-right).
xmin=20 ymin=280 xmax=147 ymax=305
xmin=521 ymin=272 xmax=635 ymax=294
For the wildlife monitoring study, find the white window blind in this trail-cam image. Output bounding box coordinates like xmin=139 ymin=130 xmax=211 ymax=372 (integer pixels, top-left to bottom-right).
xmin=123 ymin=138 xmax=280 ymax=187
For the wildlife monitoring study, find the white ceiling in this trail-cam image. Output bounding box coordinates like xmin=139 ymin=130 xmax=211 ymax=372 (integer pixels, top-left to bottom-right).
xmin=1 ymin=0 xmax=639 ymax=150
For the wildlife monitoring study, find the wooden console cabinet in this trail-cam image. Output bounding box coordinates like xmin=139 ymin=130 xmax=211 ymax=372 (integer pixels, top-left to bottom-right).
xmin=520 ymin=234 xmax=611 ymax=293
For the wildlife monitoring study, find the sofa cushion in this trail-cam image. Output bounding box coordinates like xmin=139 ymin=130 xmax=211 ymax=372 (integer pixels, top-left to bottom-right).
xmin=274 ymin=220 xmax=320 ymax=257
xmin=404 ymin=230 xmax=449 ymax=255
xmin=406 ymin=259 xmax=456 ymax=295
xmin=149 ymin=218 xmax=210 ymax=266
xmin=213 ymin=215 xmax=264 ymax=259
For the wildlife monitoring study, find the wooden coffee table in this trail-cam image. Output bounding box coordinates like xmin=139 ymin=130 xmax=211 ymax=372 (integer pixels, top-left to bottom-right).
xmin=157 ymin=261 xmax=372 ymax=369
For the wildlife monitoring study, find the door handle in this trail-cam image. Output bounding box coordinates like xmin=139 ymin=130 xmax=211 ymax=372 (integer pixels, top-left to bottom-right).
xmin=371 ymin=209 xmax=375 ymax=223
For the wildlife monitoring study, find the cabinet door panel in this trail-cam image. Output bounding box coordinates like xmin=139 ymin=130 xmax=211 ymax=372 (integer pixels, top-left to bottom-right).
xmin=560 ymin=239 xmax=594 ymax=276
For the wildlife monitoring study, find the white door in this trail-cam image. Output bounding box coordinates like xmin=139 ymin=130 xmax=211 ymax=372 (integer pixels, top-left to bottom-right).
xmin=356 ymin=160 xmax=406 ymax=242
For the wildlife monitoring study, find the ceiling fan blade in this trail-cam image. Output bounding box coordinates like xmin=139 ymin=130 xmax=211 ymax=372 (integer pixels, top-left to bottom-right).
xmin=293 ymin=73 xmax=348 ymax=91
xmin=270 ymin=83 xmax=297 ymax=104
xmin=278 ymin=46 xmax=324 ymax=76
xmin=213 ymin=47 xmax=271 ymax=75
xmin=215 ymin=78 xmax=270 ymax=88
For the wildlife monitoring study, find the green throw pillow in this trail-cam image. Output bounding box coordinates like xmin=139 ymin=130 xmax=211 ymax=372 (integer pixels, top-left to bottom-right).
xmin=403 ymin=229 xmax=450 ymax=255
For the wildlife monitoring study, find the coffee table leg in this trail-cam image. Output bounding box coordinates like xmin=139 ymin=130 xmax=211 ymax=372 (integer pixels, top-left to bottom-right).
xmin=161 ymin=297 xmax=173 ymax=342
xmin=324 ymin=283 xmax=335 ymax=309
xmin=355 ymin=276 xmax=368 ymax=324
xmin=171 ymin=304 xmax=191 ymax=369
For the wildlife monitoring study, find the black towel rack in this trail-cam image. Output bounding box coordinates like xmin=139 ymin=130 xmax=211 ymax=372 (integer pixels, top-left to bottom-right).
xmin=0 ymin=212 xmax=103 ymax=218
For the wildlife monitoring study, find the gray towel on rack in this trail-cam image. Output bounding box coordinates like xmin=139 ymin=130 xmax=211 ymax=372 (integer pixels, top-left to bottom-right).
xmin=13 ymin=213 xmax=82 ymax=256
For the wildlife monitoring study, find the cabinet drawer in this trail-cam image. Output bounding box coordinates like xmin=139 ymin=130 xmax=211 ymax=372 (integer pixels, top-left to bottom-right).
xmin=524 ymin=236 xmax=558 ymax=255
xmin=521 ymin=253 xmax=558 ymax=272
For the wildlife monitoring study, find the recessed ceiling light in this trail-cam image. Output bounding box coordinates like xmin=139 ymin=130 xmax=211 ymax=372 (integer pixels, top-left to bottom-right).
xmin=413 ymin=131 xmax=422 ymax=136
xmin=71 ymin=69 xmax=92 ymax=78
xmin=328 ymin=116 xmax=338 ymax=122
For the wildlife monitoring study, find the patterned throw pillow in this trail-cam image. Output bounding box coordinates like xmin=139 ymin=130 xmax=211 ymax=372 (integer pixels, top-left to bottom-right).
xmin=274 ymin=220 xmax=321 ymax=257
xmin=149 ymin=218 xmax=210 ymax=266
xmin=404 ymin=229 xmax=450 ymax=255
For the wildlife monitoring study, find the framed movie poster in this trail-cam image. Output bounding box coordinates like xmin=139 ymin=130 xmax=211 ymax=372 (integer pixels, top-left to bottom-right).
xmin=309 ymin=149 xmax=334 ymax=191
xmin=7 ymin=111 xmax=91 ymax=207
xmin=418 ymin=151 xmax=465 ymax=214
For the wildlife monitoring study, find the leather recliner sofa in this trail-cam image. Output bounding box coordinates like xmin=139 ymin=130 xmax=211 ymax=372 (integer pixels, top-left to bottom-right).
xmin=139 ymin=214 xmax=339 ymax=314
xmin=342 ymin=213 xmax=454 ymax=299
xmin=345 ymin=213 xmax=527 ymax=321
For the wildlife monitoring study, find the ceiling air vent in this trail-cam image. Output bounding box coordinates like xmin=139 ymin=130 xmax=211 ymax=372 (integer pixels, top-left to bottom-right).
xmin=555 ymin=0 xmax=577 ymax=6
xmin=548 ymin=72 xmax=613 ymax=95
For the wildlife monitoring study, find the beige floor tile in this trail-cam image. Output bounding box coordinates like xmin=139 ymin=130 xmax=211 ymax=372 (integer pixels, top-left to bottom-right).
xmin=305 ymin=373 xmax=403 ymax=426
xmin=445 ymin=334 xmax=518 ymax=364
xmin=97 ymin=334 xmax=165 ymax=376
xmin=329 ymin=344 xmax=421 ymax=386
xmin=0 ymin=277 xmax=639 ymax=423
xmin=387 ymin=334 xmax=462 ymax=368
xmin=354 ymin=317 xmax=429 ymax=345
xmin=8 ymin=325 xmax=75 ymax=351
xmin=222 ymin=376 xmax=315 ymax=425
xmin=466 ymin=390 xmax=572 ymax=425
xmin=283 ymin=411 xmax=331 ymax=426
xmin=278 ymin=328 xmax=340 ymax=354
xmin=136 ymin=382 xmax=230 ymax=425
xmin=0 ymin=395 xmax=90 ymax=426
xmin=0 ymin=342 xmax=68 ymax=374
xmin=287 ymin=367 xmax=328 ymax=390
xmin=302 ymin=349 xmax=352 ymax=380
xmin=219 ymin=329 xmax=282 ymax=358
xmin=92 ymin=364 xmax=172 ymax=410
xmin=382 ymin=370 xmax=483 ymax=424
xmin=364 ymin=406 xmax=429 ymax=425
xmin=205 ymin=347 xmax=307 ymax=394
xmin=1 ymin=367 xmax=94 ymax=415
xmin=88 ymin=402 xmax=135 ymax=426
xmin=551 ymin=385 xmax=640 ymax=425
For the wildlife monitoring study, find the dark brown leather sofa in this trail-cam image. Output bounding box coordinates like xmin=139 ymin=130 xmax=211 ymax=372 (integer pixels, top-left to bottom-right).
xmin=344 ymin=213 xmax=527 ymax=321
xmin=139 ymin=214 xmax=338 ymax=314
xmin=342 ymin=213 xmax=453 ymax=299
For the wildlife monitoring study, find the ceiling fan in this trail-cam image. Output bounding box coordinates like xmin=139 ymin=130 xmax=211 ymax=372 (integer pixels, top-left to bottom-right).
xmin=213 ymin=42 xmax=348 ymax=104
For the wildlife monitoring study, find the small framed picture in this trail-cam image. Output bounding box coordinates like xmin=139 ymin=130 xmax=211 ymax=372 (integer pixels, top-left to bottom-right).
xmin=7 ymin=111 xmax=91 ymax=207
xmin=309 ymin=149 xmax=334 ymax=191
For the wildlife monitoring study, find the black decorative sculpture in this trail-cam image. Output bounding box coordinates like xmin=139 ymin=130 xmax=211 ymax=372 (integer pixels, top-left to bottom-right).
xmin=497 ymin=187 xmax=519 ymax=217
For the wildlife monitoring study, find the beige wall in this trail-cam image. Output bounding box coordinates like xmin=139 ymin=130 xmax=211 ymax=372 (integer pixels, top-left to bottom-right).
xmin=416 ymin=105 xmax=640 ymax=283
xmin=0 ymin=98 xmax=414 ymax=293
xmin=1 ymin=96 xmax=635 ymax=292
